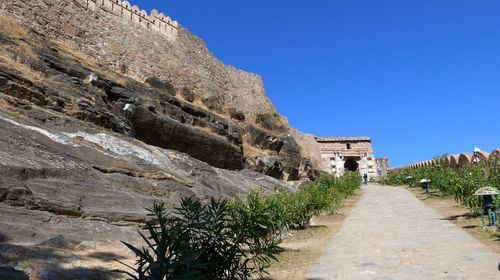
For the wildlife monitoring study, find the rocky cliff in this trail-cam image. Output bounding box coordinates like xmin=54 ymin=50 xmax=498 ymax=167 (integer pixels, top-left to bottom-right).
xmin=1 ymin=0 xmax=323 ymax=178
xmin=0 ymin=1 xmax=323 ymax=278
xmin=4 ymin=0 xmax=275 ymax=115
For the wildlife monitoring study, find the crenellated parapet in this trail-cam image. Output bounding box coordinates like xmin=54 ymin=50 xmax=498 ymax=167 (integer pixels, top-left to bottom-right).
xmin=389 ymin=148 xmax=500 ymax=173
xmin=80 ymin=0 xmax=179 ymax=40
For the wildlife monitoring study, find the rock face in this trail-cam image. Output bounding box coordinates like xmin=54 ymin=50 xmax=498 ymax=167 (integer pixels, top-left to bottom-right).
xmin=2 ymin=0 xmax=275 ymax=116
xmin=121 ymin=104 xmax=244 ymax=170
xmin=0 ymin=109 xmax=289 ymax=237
xmin=0 ymin=4 xmax=325 ymax=278
xmin=1 ymin=0 xmax=323 ymax=173
xmin=244 ymin=156 xmax=283 ymax=179
xmin=0 ymin=267 xmax=29 ymax=280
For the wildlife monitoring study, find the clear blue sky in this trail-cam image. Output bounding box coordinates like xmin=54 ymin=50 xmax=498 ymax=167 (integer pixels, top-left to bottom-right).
xmin=132 ymin=0 xmax=500 ymax=167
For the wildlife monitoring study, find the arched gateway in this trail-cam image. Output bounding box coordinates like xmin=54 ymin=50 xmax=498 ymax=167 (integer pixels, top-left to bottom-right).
xmin=344 ymin=158 xmax=359 ymax=172
xmin=316 ymin=136 xmax=384 ymax=180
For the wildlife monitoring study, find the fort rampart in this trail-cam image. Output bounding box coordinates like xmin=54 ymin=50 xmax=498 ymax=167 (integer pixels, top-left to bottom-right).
xmin=389 ymin=148 xmax=500 ymax=173
xmin=80 ymin=0 xmax=178 ymax=39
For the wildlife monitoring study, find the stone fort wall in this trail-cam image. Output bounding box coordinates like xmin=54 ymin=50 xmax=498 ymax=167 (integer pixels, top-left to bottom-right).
xmin=390 ymin=148 xmax=499 ymax=172
xmin=316 ymin=137 xmax=378 ymax=178
xmin=1 ymin=0 xmax=277 ymax=118
xmin=318 ymin=141 xmax=373 ymax=154
xmin=376 ymin=157 xmax=390 ymax=176
xmin=80 ymin=0 xmax=178 ymax=39
xmin=317 ymin=137 xmax=374 ymax=155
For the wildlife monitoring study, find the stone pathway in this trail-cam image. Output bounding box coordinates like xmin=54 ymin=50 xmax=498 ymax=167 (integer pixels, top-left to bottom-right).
xmin=306 ymin=185 xmax=500 ymax=280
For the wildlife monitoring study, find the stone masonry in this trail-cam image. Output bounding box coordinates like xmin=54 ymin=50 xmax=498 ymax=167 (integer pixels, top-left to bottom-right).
xmin=316 ymin=137 xmax=378 ymax=180
xmin=375 ymin=157 xmax=390 ymax=176
xmin=1 ymin=0 xmax=276 ymax=117
xmin=391 ymin=148 xmax=499 ymax=172
xmin=82 ymin=0 xmax=179 ymax=40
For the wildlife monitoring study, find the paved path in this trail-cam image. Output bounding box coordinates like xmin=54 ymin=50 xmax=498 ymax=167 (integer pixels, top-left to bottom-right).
xmin=306 ymin=185 xmax=500 ymax=280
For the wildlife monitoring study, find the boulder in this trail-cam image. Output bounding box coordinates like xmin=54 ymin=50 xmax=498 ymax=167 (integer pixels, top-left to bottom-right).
xmin=144 ymin=76 xmax=175 ymax=95
xmin=279 ymin=137 xmax=302 ymax=181
xmin=248 ymin=156 xmax=283 ymax=179
xmin=243 ymin=124 xmax=284 ymax=153
xmin=106 ymin=86 xmax=134 ymax=102
xmin=179 ymin=87 xmax=195 ymax=102
xmin=38 ymin=235 xmax=69 ymax=249
xmin=0 ymin=73 xmax=47 ymax=106
xmin=202 ymin=95 xmax=223 ymax=111
xmin=0 ymin=186 xmax=33 ymax=207
xmin=228 ymin=108 xmax=246 ymax=121
xmin=124 ymin=105 xmax=244 ymax=170
xmin=41 ymin=51 xmax=90 ymax=79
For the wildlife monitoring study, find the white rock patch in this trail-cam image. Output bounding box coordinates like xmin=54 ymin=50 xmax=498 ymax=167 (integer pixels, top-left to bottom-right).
xmin=64 ymin=131 xmax=161 ymax=165
xmin=0 ymin=115 xmax=79 ymax=147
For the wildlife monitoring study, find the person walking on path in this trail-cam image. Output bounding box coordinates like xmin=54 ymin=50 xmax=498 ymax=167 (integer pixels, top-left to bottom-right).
xmin=363 ymin=173 xmax=368 ymax=186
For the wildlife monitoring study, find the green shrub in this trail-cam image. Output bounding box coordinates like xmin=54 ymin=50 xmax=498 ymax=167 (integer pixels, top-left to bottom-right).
xmin=122 ymin=173 xmax=361 ymax=278
xmin=128 ymin=96 xmax=137 ymax=104
xmin=120 ymin=202 xmax=203 ymax=280
xmin=121 ymin=197 xmax=280 ymax=280
xmin=287 ymin=172 xmax=361 ymax=228
xmin=228 ymin=190 xmax=286 ymax=266
xmin=287 ymin=190 xmax=318 ymax=229
xmin=382 ymin=157 xmax=500 ymax=212
xmin=450 ymin=163 xmax=489 ymax=211
xmin=175 ymin=197 xmax=260 ymax=279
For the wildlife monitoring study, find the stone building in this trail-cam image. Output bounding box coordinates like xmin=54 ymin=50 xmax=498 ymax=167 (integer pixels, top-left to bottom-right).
xmin=375 ymin=157 xmax=390 ymax=176
xmin=316 ymin=136 xmax=378 ymax=180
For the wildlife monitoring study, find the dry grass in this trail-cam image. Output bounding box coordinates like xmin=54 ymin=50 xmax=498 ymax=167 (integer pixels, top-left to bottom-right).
xmin=192 ymin=98 xmax=228 ymax=118
xmin=174 ymin=91 xmax=193 ymax=103
xmin=196 ymin=125 xmax=227 ymax=138
xmin=0 ymin=46 xmax=44 ymax=81
xmin=0 ymin=13 xmax=43 ymax=80
xmin=17 ymin=42 xmax=38 ymax=59
xmin=266 ymin=190 xmax=364 ymax=280
xmin=52 ymin=40 xmax=128 ymax=86
xmin=52 ymin=40 xmax=97 ymax=68
xmin=0 ymin=97 xmax=15 ymax=111
xmin=0 ymin=13 xmax=27 ymax=39
xmin=253 ymin=112 xmax=287 ymax=133
xmin=242 ymin=136 xmax=267 ymax=157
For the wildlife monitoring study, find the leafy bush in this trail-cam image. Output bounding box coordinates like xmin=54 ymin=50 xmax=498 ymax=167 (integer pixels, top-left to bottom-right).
xmin=228 ymin=190 xmax=286 ymax=269
xmin=122 ymin=173 xmax=361 ymax=279
xmin=120 ymin=202 xmax=203 ymax=280
xmin=176 ymin=197 xmax=266 ymax=279
xmin=122 ymin=197 xmax=280 ymax=280
xmin=128 ymin=96 xmax=137 ymax=104
xmin=381 ymin=156 xmax=500 ymax=211
xmin=289 ymin=172 xmax=361 ymax=228
xmin=449 ymin=163 xmax=491 ymax=211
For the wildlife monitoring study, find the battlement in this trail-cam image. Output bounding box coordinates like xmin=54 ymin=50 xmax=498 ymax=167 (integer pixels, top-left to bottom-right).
xmin=80 ymin=0 xmax=179 ymax=40
xmin=316 ymin=136 xmax=371 ymax=143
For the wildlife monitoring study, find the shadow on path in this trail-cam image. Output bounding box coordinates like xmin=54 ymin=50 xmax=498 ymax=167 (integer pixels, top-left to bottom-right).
xmin=0 ymin=232 xmax=125 ymax=280
xmin=439 ymin=212 xmax=479 ymax=221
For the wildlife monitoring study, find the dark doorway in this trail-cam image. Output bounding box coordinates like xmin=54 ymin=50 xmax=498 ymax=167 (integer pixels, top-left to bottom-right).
xmin=344 ymin=158 xmax=359 ymax=172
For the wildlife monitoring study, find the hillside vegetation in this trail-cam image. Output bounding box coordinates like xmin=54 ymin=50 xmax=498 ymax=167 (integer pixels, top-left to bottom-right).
xmin=380 ymin=156 xmax=500 ymax=211
xmin=121 ymin=173 xmax=361 ymax=279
